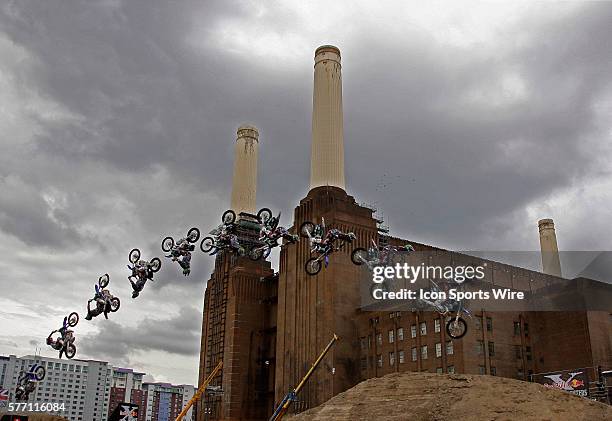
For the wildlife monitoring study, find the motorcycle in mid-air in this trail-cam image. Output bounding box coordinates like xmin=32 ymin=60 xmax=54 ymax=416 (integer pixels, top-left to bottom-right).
xmin=162 ymin=227 xmax=200 ymax=275
xmin=300 ymin=219 xmax=356 ymax=276
xmin=15 ymin=363 xmax=46 ymax=401
xmin=249 ymin=212 xmax=299 ymax=261
xmin=46 ymin=312 xmax=79 ymax=359
xmin=418 ymin=279 xmax=471 ymax=339
xmin=351 ymin=240 xmax=414 ymax=269
xmin=85 ymin=274 xmax=120 ymax=320
xmin=127 ymin=248 xmax=161 ymax=298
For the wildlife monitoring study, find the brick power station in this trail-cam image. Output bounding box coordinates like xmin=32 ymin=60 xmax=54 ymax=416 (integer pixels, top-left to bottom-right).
xmin=196 ymin=45 xmax=612 ymax=421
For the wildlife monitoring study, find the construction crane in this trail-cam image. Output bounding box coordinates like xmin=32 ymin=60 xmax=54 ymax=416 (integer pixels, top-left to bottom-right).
xmin=175 ymin=360 xmax=223 ymax=421
xmin=269 ymin=334 xmax=339 ymax=421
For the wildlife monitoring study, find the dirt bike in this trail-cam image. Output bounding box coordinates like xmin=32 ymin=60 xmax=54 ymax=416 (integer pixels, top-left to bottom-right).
xmin=46 ymin=312 xmax=79 ymax=359
xmin=221 ymin=207 xmax=273 ymax=225
xmin=249 ymin=211 xmax=298 ymax=261
xmin=162 ymin=228 xmax=199 ymax=275
xmin=15 ymin=363 xmax=46 ymax=401
xmin=419 ymin=279 xmax=471 ymax=339
xmin=86 ymin=274 xmax=120 ymax=319
xmin=128 ymin=249 xmax=161 ymax=298
xmin=300 ymin=221 xmax=356 ymax=276
xmin=351 ymin=241 xmax=414 ymax=269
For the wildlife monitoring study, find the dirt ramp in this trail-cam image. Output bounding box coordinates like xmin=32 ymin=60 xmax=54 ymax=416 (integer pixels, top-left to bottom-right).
xmin=291 ymin=372 xmax=611 ymax=421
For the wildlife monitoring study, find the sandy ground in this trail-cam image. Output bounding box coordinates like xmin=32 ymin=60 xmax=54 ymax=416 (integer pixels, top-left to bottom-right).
xmin=290 ymin=372 xmax=612 ymax=421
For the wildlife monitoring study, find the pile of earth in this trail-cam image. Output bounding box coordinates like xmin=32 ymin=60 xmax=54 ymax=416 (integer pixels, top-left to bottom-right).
xmin=291 ymin=372 xmax=611 ymax=421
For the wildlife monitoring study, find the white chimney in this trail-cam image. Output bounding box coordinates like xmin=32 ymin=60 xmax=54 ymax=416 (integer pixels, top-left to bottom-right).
xmin=310 ymin=45 xmax=345 ymax=190
xmin=230 ymin=125 xmax=259 ymax=214
xmin=538 ymin=218 xmax=562 ymax=277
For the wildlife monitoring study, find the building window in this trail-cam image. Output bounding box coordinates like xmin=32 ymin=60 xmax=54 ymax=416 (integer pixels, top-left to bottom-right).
xmin=513 ymin=321 xmax=521 ymax=336
xmin=360 ymin=357 xmax=367 ymax=371
xmin=488 ymin=342 xmax=495 ymax=357
xmin=389 ymin=352 xmax=395 ymax=366
xmin=411 ymin=347 xmax=417 ymax=362
xmin=525 ymin=346 xmax=532 ymax=361
xmin=486 ymin=317 xmax=493 ymax=332
xmin=421 ymin=345 xmax=428 ymax=360
xmin=377 ymin=354 xmax=383 ymax=368
xmin=446 ymin=341 xmax=454 ymax=356
xmin=388 ymin=330 xmax=394 ymax=343
xmin=477 ymin=340 xmax=484 ymax=355
xmin=447 ymin=365 xmax=455 ymax=374
xmin=399 ymin=350 xmax=405 ymax=364
xmin=475 ymin=316 xmax=482 ymax=330
xmin=524 ymin=323 xmax=529 ymax=336
xmin=434 ymin=319 xmax=441 ymax=333
xmin=435 ymin=343 xmax=442 ymax=358
xmin=411 ymin=324 xmax=417 ymax=338
xmin=360 ymin=337 xmax=367 ymax=350
xmin=397 ymin=327 xmax=404 ymax=341
xmin=436 ymin=367 xmax=443 ymax=374
xmin=512 ymin=345 xmax=521 ymax=360
xmin=420 ymin=322 xmax=427 ymax=335
xmin=478 ymin=365 xmax=486 ymax=375
xmin=490 ymin=366 xmax=497 ymax=376
xmin=377 ymin=333 xmax=382 ymax=345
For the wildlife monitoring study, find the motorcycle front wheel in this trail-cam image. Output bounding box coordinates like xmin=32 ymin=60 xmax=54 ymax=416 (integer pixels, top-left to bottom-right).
xmin=110 ymin=297 xmax=121 ymax=312
xmin=446 ymin=317 xmax=468 ymax=339
xmin=201 ymin=237 xmax=215 ymax=253
xmin=34 ymin=365 xmax=46 ymax=381
xmin=65 ymin=344 xmax=76 ymax=359
xmin=162 ymin=236 xmax=174 ymax=252
xmin=129 ymin=248 xmax=141 ymax=264
xmin=98 ymin=273 xmax=110 ymax=288
xmin=299 ymin=221 xmax=315 ymax=238
xmin=68 ymin=312 xmax=79 ymax=327
xmin=150 ymin=258 xmax=162 ymax=273
xmin=305 ymin=258 xmax=322 ymax=276
xmin=187 ymin=227 xmax=201 ymax=243
xmin=351 ymin=248 xmax=368 ymax=266
xmin=257 ymin=208 xmax=272 ymax=225
xmin=222 ymin=209 xmax=236 ymax=224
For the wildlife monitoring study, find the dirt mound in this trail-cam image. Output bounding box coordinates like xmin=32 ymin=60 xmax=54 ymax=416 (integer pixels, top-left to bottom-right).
xmin=291 ymin=372 xmax=611 ymax=421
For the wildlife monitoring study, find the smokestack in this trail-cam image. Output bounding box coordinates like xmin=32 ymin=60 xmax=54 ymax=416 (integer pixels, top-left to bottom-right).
xmin=538 ymin=218 xmax=562 ymax=277
xmin=230 ymin=125 xmax=259 ymax=215
xmin=310 ymin=45 xmax=345 ymax=190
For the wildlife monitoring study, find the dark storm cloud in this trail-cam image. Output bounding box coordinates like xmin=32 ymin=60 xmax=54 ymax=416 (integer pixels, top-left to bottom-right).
xmin=80 ymin=306 xmax=201 ymax=360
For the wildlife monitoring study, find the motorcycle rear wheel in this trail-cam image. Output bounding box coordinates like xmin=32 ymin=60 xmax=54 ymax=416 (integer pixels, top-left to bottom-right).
xmin=65 ymin=344 xmax=76 ymax=359
xmin=187 ymin=227 xmax=201 ymax=243
xmin=98 ymin=273 xmax=110 ymax=288
xmin=110 ymin=297 xmax=121 ymax=312
xmin=162 ymin=236 xmax=174 ymax=252
xmin=68 ymin=312 xmax=79 ymax=327
xmin=201 ymin=237 xmax=215 ymax=253
xmin=351 ymin=248 xmax=368 ymax=266
xmin=305 ymin=258 xmax=322 ymax=276
xmin=150 ymin=258 xmax=162 ymax=273
xmin=257 ymin=208 xmax=272 ymax=224
xmin=446 ymin=317 xmax=468 ymax=339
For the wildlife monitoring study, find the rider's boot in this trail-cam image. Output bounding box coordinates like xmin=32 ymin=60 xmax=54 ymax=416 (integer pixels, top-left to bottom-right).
xmin=85 ymin=312 xmax=92 ymax=321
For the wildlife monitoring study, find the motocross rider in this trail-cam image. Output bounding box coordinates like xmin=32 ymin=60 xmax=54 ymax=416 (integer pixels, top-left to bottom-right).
xmin=46 ymin=317 xmax=72 ymax=351
xmin=16 ymin=366 xmax=39 ymax=401
xmin=129 ymin=259 xmax=153 ymax=297
xmin=169 ymin=237 xmax=192 ymax=275
xmin=86 ymin=284 xmax=111 ymax=320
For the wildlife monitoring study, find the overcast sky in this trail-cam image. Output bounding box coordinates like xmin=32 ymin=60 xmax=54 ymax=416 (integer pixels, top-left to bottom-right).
xmin=1 ymin=1 xmax=611 ymax=386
